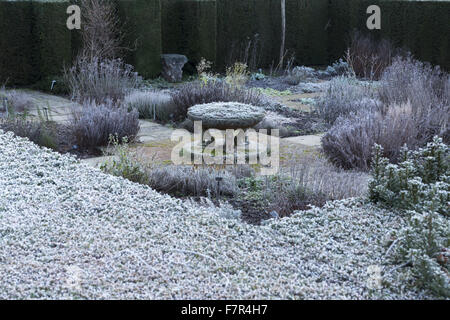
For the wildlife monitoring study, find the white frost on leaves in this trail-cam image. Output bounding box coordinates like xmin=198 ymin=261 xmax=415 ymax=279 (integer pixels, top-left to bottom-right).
xmin=0 ymin=131 xmax=435 ymax=299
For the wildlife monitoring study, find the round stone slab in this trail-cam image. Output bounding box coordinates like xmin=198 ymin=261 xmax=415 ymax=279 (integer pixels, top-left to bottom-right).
xmin=187 ymin=102 xmax=265 ymax=129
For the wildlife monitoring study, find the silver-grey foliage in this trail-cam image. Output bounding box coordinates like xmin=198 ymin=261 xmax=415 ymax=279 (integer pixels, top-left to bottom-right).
xmin=70 ymin=100 xmax=140 ymax=150
xmin=378 ymin=55 xmax=449 ymax=142
xmin=64 ymin=56 xmax=142 ymax=104
xmin=0 ymin=130 xmax=439 ymax=299
xmin=315 ymin=76 xmax=381 ymax=125
xmin=322 ymin=103 xmax=423 ymax=170
xmin=124 ymin=90 xmax=176 ymax=122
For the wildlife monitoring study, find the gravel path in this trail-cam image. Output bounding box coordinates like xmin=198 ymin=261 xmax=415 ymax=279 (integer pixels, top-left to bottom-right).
xmin=0 ymin=131 xmax=433 ymax=299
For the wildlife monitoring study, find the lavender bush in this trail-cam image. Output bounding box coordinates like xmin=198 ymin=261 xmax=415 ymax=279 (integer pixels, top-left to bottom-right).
xmin=64 ymin=56 xmax=142 ymax=103
xmin=315 ymin=76 xmax=381 ymax=125
xmin=378 ymin=56 xmax=449 ymax=143
xmin=70 ymin=100 xmax=140 ymax=150
xmin=322 ymin=103 xmax=422 ymax=170
xmin=124 ymin=90 xmax=176 ymax=122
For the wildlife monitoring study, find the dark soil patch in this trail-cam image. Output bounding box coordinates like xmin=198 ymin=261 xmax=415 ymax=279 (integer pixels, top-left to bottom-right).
xmin=229 ymin=198 xmax=272 ymax=225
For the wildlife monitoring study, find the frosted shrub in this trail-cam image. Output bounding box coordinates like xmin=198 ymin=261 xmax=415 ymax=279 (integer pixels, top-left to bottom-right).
xmin=148 ymin=165 xmax=238 ymax=198
xmin=369 ymin=136 xmax=449 ymax=215
xmin=64 ymin=56 xmax=142 ymax=103
xmin=0 ymin=117 xmax=58 ymax=150
xmin=322 ymin=57 xmax=449 ymax=171
xmin=325 ymin=59 xmax=351 ymax=77
xmin=284 ymin=66 xmax=316 ymax=85
xmin=322 ymin=103 xmax=421 ymax=170
xmin=239 ymin=155 xmax=369 ymax=217
xmin=378 ymin=56 xmax=449 ymax=143
xmin=315 ymin=76 xmax=381 ymax=124
xmin=0 ymin=102 xmax=60 ymax=150
xmin=100 ymin=135 xmax=147 ymax=184
xmin=100 ymin=140 xmax=238 ymax=197
xmin=124 ymin=90 xmax=176 ymax=122
xmin=0 ymin=88 xmax=34 ymax=113
xmin=225 ymin=62 xmax=249 ymax=88
xmin=70 ymin=100 xmax=140 ymax=150
xmin=395 ymin=211 xmax=449 ymax=297
xmin=379 ymin=56 xmax=449 ymax=110
xmin=345 ymin=30 xmax=395 ymax=80
xmin=370 ymin=137 xmax=449 ymax=296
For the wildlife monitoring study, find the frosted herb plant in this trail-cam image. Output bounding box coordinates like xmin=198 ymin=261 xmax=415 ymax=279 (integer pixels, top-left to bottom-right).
xmin=369 ymin=137 xmax=449 ymax=297
xmin=369 ymin=136 xmax=449 ymax=215
xmin=100 ymin=135 xmax=148 ymax=184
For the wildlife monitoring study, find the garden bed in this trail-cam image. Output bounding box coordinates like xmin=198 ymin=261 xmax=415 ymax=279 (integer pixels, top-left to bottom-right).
xmin=0 ymin=130 xmax=437 ymax=299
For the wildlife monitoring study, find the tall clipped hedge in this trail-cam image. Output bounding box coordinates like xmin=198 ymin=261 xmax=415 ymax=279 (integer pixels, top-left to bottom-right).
xmin=162 ymin=0 xmax=216 ymax=64
xmin=0 ymin=1 xmax=36 ymax=85
xmin=216 ymin=0 xmax=282 ymax=71
xmin=285 ymin=0 xmax=328 ymax=66
xmin=1 ymin=0 xmax=449 ymax=85
xmin=116 ymin=0 xmax=162 ymax=78
xmin=328 ymin=0 xmax=450 ymax=69
xmin=33 ymin=1 xmax=72 ymax=81
xmin=0 ymin=0 xmax=162 ymax=86
xmin=72 ymin=0 xmax=162 ymax=79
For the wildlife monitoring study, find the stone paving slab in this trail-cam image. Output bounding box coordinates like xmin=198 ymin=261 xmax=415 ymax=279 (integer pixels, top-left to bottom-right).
xmin=283 ymin=134 xmax=323 ymax=147
xmin=137 ymin=120 xmax=174 ymax=143
xmin=14 ymin=89 xmax=78 ymax=123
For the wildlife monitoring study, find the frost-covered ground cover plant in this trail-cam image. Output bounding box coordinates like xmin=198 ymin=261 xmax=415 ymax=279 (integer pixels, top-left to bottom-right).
xmin=0 ymin=129 xmax=437 ymax=299
xmin=0 ymin=130 xmax=443 ymax=299
xmin=369 ymin=137 xmax=449 ymax=297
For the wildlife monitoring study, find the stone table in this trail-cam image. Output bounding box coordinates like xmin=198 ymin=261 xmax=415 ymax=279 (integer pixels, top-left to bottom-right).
xmin=187 ymin=102 xmax=265 ymax=130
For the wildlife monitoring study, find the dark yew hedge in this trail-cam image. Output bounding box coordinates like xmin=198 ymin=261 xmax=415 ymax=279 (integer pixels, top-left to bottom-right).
xmin=162 ymin=0 xmax=216 ymax=65
xmin=116 ymin=0 xmax=162 ymax=79
xmin=0 ymin=1 xmax=36 ymax=85
xmin=328 ymin=0 xmax=450 ymax=69
xmin=33 ymin=1 xmax=72 ymax=84
xmin=285 ymin=0 xmax=329 ymax=66
xmin=0 ymin=0 xmax=449 ymax=85
xmin=216 ymin=0 xmax=282 ymax=71
xmin=0 ymin=0 xmax=161 ymax=86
